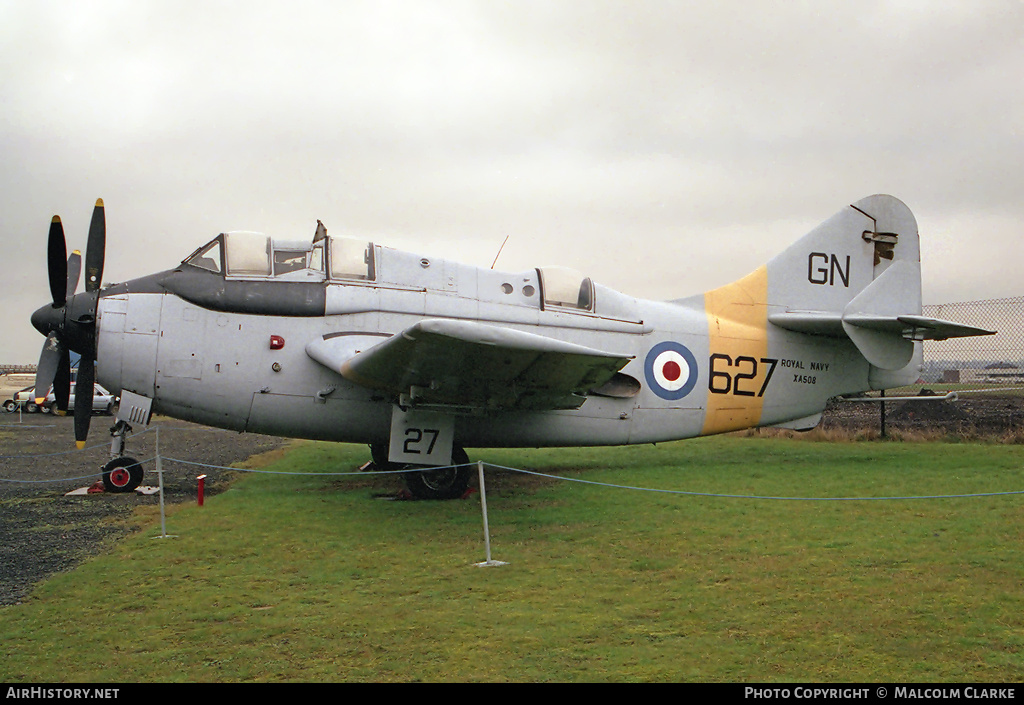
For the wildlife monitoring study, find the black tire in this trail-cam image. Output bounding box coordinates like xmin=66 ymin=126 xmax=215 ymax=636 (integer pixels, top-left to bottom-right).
xmin=403 ymin=446 xmax=471 ymax=500
xmin=102 ymin=457 xmax=144 ymax=493
xmin=3 ymin=400 xmax=16 ymax=413
xmin=25 ymin=401 xmax=39 ymax=414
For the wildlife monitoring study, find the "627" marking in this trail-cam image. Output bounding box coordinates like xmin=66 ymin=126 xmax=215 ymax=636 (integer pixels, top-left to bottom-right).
xmin=708 ymin=354 xmax=778 ymax=397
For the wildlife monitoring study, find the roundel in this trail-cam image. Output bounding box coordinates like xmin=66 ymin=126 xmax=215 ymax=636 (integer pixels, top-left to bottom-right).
xmin=644 ymin=341 xmax=699 ymax=400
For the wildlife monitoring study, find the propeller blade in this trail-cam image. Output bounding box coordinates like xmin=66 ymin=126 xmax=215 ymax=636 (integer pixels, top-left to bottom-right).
xmin=66 ymin=251 xmax=82 ymax=298
xmin=53 ymin=347 xmax=71 ymax=414
xmin=85 ymin=198 xmax=105 ymax=292
xmin=74 ymin=358 xmax=95 ymax=448
xmin=34 ymin=333 xmax=62 ymax=404
xmin=47 ymin=216 xmax=67 ymax=307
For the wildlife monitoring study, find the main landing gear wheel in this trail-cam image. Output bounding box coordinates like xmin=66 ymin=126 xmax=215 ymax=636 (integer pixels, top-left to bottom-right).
xmin=402 ymin=446 xmax=471 ymax=501
xmin=102 ymin=456 xmax=144 ymax=493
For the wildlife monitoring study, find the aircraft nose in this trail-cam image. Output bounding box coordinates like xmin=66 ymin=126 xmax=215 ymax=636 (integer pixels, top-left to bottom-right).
xmin=31 ymin=303 xmax=63 ymax=336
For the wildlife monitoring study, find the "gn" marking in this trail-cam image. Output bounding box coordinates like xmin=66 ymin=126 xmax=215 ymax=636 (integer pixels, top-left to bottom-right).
xmin=807 ymin=252 xmax=850 ymax=287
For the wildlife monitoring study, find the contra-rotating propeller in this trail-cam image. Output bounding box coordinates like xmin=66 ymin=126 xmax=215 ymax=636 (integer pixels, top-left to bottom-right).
xmin=30 ymin=199 xmax=105 ymax=448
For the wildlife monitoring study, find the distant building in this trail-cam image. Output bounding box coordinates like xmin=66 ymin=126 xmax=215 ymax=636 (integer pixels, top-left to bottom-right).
xmin=981 ymin=362 xmax=1024 ymax=384
xmin=0 ymin=365 xmax=36 ymax=376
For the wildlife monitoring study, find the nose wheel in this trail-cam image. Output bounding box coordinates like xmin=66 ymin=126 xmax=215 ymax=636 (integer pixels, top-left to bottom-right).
xmin=100 ymin=419 xmax=144 ymax=493
xmin=102 ymin=456 xmax=143 ymax=493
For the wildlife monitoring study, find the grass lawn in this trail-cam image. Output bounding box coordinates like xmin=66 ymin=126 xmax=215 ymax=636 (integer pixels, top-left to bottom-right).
xmin=1 ymin=434 xmax=1022 ymax=682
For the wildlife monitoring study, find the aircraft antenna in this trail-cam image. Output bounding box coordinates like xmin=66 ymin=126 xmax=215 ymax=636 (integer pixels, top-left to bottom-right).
xmin=490 ymin=235 xmax=510 ymax=270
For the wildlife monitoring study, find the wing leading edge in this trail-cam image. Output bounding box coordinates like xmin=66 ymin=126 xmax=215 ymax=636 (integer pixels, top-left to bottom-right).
xmin=306 ymin=319 xmax=634 ymax=410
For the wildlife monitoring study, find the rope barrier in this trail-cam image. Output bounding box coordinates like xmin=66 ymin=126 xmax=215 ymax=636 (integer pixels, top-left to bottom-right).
xmin=0 ymin=473 xmax=107 ymax=485
xmin=0 ymin=423 xmax=203 ymax=460
xmin=0 ymin=439 xmax=112 ymax=459
xmin=0 ymin=456 xmax=159 ymax=485
xmin=151 ymin=457 xmax=1024 ymax=501
xmin=2 ymin=426 xmax=1022 ymax=501
xmin=483 ymin=463 xmax=1024 ymax=501
xmin=162 ymin=456 xmax=472 ymax=477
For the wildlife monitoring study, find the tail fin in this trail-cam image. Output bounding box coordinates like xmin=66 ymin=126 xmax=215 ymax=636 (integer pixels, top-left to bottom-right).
xmin=690 ymin=195 xmax=993 ymax=435
xmin=694 ymin=195 xmax=993 ymax=435
xmin=761 ymin=195 xmax=991 ymax=370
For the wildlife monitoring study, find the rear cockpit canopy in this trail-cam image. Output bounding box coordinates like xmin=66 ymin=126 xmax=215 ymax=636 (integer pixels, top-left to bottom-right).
xmin=537 ymin=266 xmax=594 ymax=312
xmin=184 ymin=232 xmax=375 ymax=281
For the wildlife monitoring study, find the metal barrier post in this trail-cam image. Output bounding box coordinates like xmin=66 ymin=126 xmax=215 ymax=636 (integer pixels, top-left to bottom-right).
xmin=152 ymin=427 xmax=176 ymax=540
xmin=880 ymin=389 xmax=887 ymax=438
xmin=474 ymin=460 xmax=507 ymax=567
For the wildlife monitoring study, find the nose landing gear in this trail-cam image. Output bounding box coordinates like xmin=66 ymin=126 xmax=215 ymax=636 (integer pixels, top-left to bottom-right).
xmin=101 ymin=420 xmax=143 ymax=493
xmin=102 ymin=455 xmax=143 ymax=493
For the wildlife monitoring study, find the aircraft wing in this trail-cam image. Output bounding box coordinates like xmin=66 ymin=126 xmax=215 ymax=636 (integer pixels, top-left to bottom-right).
xmin=306 ymin=319 xmax=633 ymax=410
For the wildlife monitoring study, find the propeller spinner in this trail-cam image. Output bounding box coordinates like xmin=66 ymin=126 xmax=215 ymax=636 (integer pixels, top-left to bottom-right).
xmin=30 ymin=199 xmax=105 ymax=448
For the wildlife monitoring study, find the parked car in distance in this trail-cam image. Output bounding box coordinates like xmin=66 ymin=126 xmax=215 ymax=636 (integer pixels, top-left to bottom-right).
xmin=43 ymin=384 xmax=118 ymax=415
xmin=3 ymin=386 xmax=38 ymax=413
xmin=1 ymin=383 xmax=118 ymax=415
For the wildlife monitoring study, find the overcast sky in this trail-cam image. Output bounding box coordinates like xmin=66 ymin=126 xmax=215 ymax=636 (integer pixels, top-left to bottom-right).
xmin=2 ymin=0 xmax=1021 ymax=364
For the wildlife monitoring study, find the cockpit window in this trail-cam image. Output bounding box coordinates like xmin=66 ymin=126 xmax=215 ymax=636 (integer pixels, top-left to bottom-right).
xmin=537 ymin=266 xmax=594 ymax=312
xmin=225 ymin=232 xmax=272 ymax=276
xmin=310 ymin=241 xmax=325 ymax=272
xmin=274 ymin=250 xmax=308 ymax=276
xmin=329 ymin=237 xmax=375 ymax=280
xmin=186 ymin=231 xmax=371 ymax=282
xmin=185 ymin=239 xmax=223 ymax=274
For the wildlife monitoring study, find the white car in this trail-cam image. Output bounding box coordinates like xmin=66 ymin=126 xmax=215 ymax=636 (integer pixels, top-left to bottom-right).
xmin=43 ymin=383 xmax=118 ymax=415
xmin=3 ymin=386 xmax=36 ymax=412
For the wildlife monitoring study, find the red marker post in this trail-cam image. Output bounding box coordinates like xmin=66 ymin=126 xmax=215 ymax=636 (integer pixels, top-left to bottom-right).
xmin=197 ymin=475 xmax=207 ymax=506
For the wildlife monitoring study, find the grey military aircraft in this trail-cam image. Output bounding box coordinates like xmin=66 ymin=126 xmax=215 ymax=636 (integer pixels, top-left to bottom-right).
xmin=31 ymin=195 xmax=992 ymax=498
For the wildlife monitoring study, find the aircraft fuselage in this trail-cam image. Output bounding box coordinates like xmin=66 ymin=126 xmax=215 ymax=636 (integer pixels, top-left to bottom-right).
xmin=94 ymin=241 xmax=877 ymax=450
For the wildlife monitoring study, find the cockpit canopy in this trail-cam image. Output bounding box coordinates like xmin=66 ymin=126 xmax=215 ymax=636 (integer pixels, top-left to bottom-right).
xmin=179 ymin=230 xmax=613 ymax=319
xmin=537 ymin=266 xmax=594 ymax=312
xmin=184 ymin=232 xmax=374 ymax=281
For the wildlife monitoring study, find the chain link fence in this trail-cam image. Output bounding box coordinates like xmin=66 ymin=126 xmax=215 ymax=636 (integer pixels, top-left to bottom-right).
xmin=824 ymin=296 xmax=1024 ymax=437
xmin=921 ymin=296 xmax=1024 ymax=391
